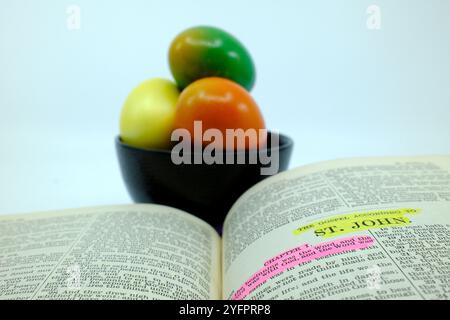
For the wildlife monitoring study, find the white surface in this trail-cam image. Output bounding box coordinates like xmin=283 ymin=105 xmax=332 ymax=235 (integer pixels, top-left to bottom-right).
xmin=1 ymin=0 xmax=449 ymax=215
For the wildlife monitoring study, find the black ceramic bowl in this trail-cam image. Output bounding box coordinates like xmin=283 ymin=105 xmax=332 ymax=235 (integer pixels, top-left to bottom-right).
xmin=116 ymin=132 xmax=293 ymax=228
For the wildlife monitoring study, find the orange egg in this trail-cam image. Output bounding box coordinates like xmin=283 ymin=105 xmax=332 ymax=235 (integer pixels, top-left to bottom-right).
xmin=174 ymin=77 xmax=266 ymax=150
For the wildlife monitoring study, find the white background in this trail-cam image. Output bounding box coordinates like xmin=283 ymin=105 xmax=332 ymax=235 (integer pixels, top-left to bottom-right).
xmin=1 ymin=0 xmax=449 ymax=215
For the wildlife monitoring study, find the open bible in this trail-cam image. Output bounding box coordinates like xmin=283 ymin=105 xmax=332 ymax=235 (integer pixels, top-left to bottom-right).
xmin=1 ymin=156 xmax=449 ymax=300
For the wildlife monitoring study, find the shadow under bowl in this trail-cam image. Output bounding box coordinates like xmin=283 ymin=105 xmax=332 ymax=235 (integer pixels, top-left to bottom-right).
xmin=116 ymin=132 xmax=293 ymax=229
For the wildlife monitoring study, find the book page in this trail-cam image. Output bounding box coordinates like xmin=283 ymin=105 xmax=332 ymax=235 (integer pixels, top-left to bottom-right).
xmin=0 ymin=204 xmax=221 ymax=300
xmin=223 ymin=156 xmax=450 ymax=300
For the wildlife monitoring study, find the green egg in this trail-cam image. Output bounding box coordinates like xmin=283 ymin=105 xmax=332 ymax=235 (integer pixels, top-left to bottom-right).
xmin=169 ymin=26 xmax=256 ymax=91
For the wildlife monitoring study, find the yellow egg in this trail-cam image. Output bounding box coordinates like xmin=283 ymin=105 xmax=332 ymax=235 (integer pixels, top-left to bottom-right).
xmin=120 ymin=78 xmax=180 ymax=149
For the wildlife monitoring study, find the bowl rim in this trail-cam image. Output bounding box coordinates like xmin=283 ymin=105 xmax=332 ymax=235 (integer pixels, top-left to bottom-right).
xmin=116 ymin=131 xmax=294 ymax=155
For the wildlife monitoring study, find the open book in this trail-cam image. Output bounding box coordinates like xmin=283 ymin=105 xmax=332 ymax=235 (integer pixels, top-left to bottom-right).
xmin=1 ymin=156 xmax=449 ymax=300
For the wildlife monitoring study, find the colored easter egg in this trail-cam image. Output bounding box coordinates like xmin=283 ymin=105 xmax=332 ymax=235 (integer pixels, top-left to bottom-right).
xmin=173 ymin=77 xmax=266 ymax=150
xmin=120 ymin=78 xmax=180 ymax=149
xmin=169 ymin=26 xmax=256 ymax=91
